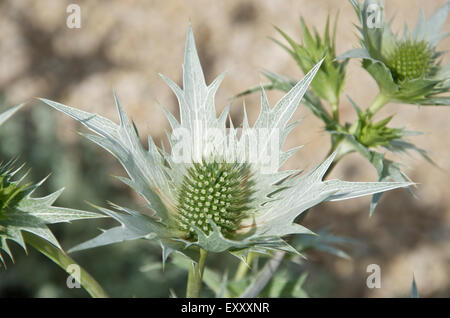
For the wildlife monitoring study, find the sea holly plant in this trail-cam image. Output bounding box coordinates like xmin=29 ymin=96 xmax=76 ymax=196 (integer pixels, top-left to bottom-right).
xmin=271 ymin=14 xmax=348 ymax=121
xmin=235 ymin=1 xmax=449 ymax=296
xmin=0 ymin=104 xmax=107 ymax=298
xmin=333 ymin=0 xmax=449 ymax=210
xmin=238 ymin=0 xmax=449 ymax=214
xmin=237 ymin=13 xmax=347 ymax=129
xmin=340 ymin=0 xmax=450 ymax=109
xmin=39 ymin=26 xmax=412 ymax=298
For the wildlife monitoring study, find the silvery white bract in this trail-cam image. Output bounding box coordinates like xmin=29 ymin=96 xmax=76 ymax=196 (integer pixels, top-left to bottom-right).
xmin=0 ymin=104 xmax=102 ymax=266
xmin=40 ymin=27 xmax=411 ymax=262
xmin=339 ymin=0 xmax=450 ymax=106
xmin=0 ymin=104 xmax=24 ymax=126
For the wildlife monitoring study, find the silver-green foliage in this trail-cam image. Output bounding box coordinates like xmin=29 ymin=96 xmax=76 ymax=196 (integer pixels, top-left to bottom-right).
xmin=0 ymin=105 xmax=103 ymax=266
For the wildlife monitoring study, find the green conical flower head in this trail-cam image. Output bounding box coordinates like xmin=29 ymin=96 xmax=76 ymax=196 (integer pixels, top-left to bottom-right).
xmin=386 ymin=40 xmax=433 ymax=82
xmin=174 ymin=161 xmax=254 ymax=240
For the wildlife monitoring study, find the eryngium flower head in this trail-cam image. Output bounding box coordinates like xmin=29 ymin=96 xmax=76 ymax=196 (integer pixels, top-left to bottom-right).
xmin=0 ymin=105 xmax=101 ymax=266
xmin=40 ymin=26 xmax=411 ymax=260
xmin=339 ymin=0 xmax=450 ymax=106
xmin=385 ymin=40 xmax=434 ymax=82
xmin=174 ymin=161 xmax=254 ymax=240
xmin=273 ymin=14 xmax=348 ymax=109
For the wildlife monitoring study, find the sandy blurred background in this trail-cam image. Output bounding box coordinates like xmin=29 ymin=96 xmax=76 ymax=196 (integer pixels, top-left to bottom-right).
xmin=0 ymin=0 xmax=449 ymax=297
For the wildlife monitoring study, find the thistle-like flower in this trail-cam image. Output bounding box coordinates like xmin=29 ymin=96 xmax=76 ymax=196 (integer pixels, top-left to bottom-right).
xmin=272 ymin=14 xmax=348 ymax=118
xmin=40 ymin=27 xmax=411 ymax=261
xmin=340 ymin=0 xmax=450 ymax=107
xmin=0 ymin=105 xmax=101 ymax=266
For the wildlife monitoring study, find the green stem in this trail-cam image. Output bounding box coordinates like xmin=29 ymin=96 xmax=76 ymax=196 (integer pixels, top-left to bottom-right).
xmin=186 ymin=248 xmax=208 ymax=298
xmin=323 ymin=135 xmax=351 ymax=179
xmin=330 ymin=101 xmax=340 ymax=122
xmin=240 ymin=251 xmax=285 ymax=298
xmin=234 ymin=252 xmax=255 ymax=281
xmin=367 ymin=93 xmax=390 ymax=117
xmin=23 ymin=232 xmax=108 ymax=298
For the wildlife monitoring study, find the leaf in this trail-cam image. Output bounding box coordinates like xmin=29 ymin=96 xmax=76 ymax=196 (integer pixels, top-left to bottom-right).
xmin=369 ymin=153 xmax=416 ymax=215
xmin=252 ymin=61 xmax=323 ymax=170
xmin=329 ymin=127 xmax=416 ymax=215
xmin=324 ymin=179 xmax=412 ymax=201
xmin=236 ymin=70 xmax=335 ymax=130
xmin=412 ymin=2 xmax=450 ymax=48
xmin=0 ymin=104 xmax=24 ymax=126
xmin=362 ymin=60 xmax=398 ymax=96
xmin=293 ymin=228 xmax=362 ymax=260
xmin=259 ymin=269 xmax=308 ymax=297
xmin=386 ymin=138 xmax=436 ymax=166
xmin=414 ymin=97 xmax=450 ymax=106
xmin=336 ymin=48 xmax=377 ymax=61
xmin=160 ymin=25 xmax=230 ymax=163
xmin=395 ymin=78 xmax=441 ymax=101
xmin=23 ymin=232 xmax=108 ymax=297
xmin=411 ymin=275 xmax=420 ymax=298
xmin=240 ymin=251 xmax=285 ymax=298
xmin=39 ymin=95 xmax=173 ymax=223
xmin=68 ymin=204 xmax=161 ymax=253
xmin=0 ymin=163 xmax=104 ymax=266
xmin=254 ymin=60 xmax=323 ymax=132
